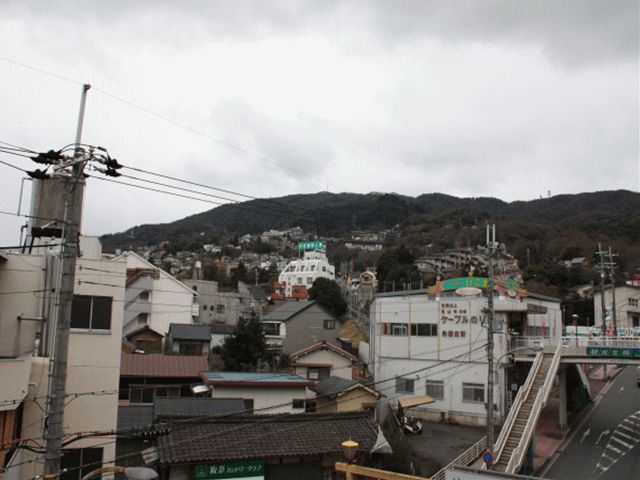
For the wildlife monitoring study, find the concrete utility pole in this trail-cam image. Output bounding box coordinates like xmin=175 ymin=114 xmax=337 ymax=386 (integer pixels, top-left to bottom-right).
xmin=595 ymin=243 xmax=608 ymax=336
xmin=608 ymin=247 xmax=618 ymax=337
xmin=44 ymin=84 xmax=91 ymax=476
xmin=486 ymin=224 xmax=496 ymax=461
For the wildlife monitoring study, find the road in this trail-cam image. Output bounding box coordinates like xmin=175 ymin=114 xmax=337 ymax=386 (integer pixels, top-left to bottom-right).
xmin=545 ymin=366 xmax=640 ymax=480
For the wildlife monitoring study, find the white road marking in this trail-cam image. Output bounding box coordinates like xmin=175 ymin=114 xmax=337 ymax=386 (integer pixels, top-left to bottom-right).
xmin=581 ymin=428 xmax=591 ymax=444
xmin=610 ymin=436 xmax=633 ymax=449
xmin=591 ymin=409 xmax=640 ymax=479
xmin=596 ymin=429 xmax=610 ymax=445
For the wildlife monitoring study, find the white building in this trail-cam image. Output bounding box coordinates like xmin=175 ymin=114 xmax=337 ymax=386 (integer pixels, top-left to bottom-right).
xmin=119 ymin=252 xmax=199 ymax=339
xmin=369 ymin=286 xmax=561 ymax=426
xmin=278 ymin=250 xmax=335 ymax=298
xmin=0 ymin=237 xmax=126 ymax=480
xmin=593 ymin=284 xmax=640 ymax=331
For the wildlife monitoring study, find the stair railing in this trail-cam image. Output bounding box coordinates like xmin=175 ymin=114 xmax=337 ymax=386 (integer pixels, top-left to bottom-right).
xmin=505 ymin=343 xmax=562 ymax=473
xmin=493 ymin=351 xmax=544 ymax=465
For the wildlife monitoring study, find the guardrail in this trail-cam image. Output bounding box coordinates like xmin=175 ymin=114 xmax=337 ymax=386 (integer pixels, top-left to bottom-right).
xmin=505 ymin=342 xmax=562 ymax=474
xmin=511 ymin=336 xmax=640 ymax=351
xmin=493 ymin=350 xmax=543 ymax=466
xmin=429 ymin=436 xmax=488 ymax=480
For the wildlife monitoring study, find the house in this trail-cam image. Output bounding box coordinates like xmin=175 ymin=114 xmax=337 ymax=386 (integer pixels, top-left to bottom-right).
xmin=119 ymin=353 xmax=208 ymax=404
xmin=210 ymin=323 xmax=236 ymax=349
xmin=124 ymin=325 xmax=164 ymax=353
xmin=157 ymin=412 xmax=390 ymax=480
xmin=0 ymin=237 xmax=127 ymax=479
xmin=238 ymin=281 xmax=267 ymax=319
xmin=118 ymin=252 xmax=199 ymax=339
xmin=261 ymin=301 xmax=341 ymax=355
xmin=289 ymin=341 xmax=363 ymax=381
xmin=199 ymin=371 xmax=315 ymax=414
xmin=116 ymin=397 xmax=246 ymax=469
xmin=369 ymin=284 xmax=561 ymax=426
xmin=166 ymin=324 xmax=211 ymax=356
xmin=183 ymin=279 xmax=242 ymax=326
xmin=310 ymin=377 xmax=382 ymax=416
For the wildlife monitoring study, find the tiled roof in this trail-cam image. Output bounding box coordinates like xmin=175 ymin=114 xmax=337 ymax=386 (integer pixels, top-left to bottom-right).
xmin=154 ymin=397 xmax=247 ymax=417
xmin=158 ymin=412 xmax=381 ymax=464
xmin=168 ymin=323 xmax=211 ymax=341
xmin=210 ymin=324 xmax=236 ymax=335
xmin=200 ymin=371 xmax=314 ymax=388
xmin=120 ymin=353 xmax=208 ymax=378
xmin=289 ymin=341 xmax=361 ymax=363
xmin=261 ymin=300 xmax=317 ymax=322
xmin=310 ymin=377 xmax=382 ymax=400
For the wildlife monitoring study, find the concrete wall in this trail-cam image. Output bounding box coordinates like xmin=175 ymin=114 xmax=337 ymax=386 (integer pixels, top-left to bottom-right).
xmin=282 ymin=304 xmax=340 ymax=355
xmin=315 ymin=387 xmax=378 ymax=414
xmin=594 ymin=286 xmax=640 ymax=330
xmin=124 ymin=254 xmax=197 ymax=336
xmin=210 ymin=386 xmax=309 ymax=414
xmin=184 ymin=280 xmax=241 ymax=326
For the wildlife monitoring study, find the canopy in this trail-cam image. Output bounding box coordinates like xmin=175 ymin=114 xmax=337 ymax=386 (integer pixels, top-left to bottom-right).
xmin=398 ymin=395 xmax=434 ymax=411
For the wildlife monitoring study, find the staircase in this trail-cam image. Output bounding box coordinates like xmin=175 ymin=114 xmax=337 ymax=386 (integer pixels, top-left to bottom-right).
xmin=493 ymin=344 xmax=562 ymax=474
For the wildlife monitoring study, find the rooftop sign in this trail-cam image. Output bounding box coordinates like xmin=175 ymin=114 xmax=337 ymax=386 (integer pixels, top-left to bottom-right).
xmin=298 ymin=240 xmax=324 ymax=250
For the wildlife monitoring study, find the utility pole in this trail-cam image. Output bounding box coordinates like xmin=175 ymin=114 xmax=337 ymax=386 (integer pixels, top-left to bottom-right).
xmin=608 ymin=247 xmax=618 ymax=337
xmin=595 ymin=243 xmax=608 ymax=336
xmin=44 ymin=84 xmax=91 ymax=477
xmin=486 ymin=224 xmax=496 ymax=463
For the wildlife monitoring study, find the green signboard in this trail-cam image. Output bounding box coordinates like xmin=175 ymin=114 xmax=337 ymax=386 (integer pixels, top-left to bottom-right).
xmin=298 ymin=240 xmax=324 ymax=250
xmin=195 ymin=461 xmax=264 ymax=479
xmin=437 ymin=277 xmax=519 ymax=292
xmin=586 ymin=346 xmax=640 ymax=358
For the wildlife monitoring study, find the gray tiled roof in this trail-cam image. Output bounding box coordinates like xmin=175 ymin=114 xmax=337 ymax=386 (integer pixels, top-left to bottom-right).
xmin=158 ymin=412 xmax=380 ymax=464
xmin=210 ymin=324 xmax=236 ymax=335
xmin=310 ymin=377 xmax=359 ymax=398
xmin=261 ymin=301 xmax=316 ymax=322
xmin=154 ymin=397 xmax=247 ymax=417
xmin=168 ymin=323 xmax=212 ymax=340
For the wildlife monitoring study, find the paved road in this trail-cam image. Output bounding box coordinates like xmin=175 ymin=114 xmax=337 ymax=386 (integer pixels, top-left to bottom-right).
xmin=545 ymin=366 xmax=640 ymax=480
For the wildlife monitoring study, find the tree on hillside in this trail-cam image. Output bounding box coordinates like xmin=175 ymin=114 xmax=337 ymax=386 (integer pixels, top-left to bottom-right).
xmin=376 ymin=245 xmax=420 ymax=292
xmin=230 ymin=261 xmax=249 ymax=285
xmin=309 ymin=278 xmax=347 ymax=318
xmin=221 ymin=316 xmax=267 ymax=371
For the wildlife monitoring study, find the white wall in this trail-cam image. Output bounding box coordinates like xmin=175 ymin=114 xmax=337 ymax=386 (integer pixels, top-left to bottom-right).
xmin=210 ymin=386 xmax=309 ymax=414
xmin=293 ymin=349 xmax=354 ymax=380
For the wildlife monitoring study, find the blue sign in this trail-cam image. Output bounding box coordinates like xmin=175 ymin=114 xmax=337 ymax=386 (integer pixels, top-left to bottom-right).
xmin=482 ymin=451 xmax=494 ymax=464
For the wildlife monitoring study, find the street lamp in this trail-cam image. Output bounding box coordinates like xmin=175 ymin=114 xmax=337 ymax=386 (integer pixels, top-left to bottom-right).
xmin=80 ymin=466 xmax=158 ymax=480
xmin=341 ymin=439 xmax=359 ymax=480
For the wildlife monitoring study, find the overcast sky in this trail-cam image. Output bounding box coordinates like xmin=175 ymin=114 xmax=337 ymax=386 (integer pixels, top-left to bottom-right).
xmin=0 ymin=1 xmax=638 ymax=245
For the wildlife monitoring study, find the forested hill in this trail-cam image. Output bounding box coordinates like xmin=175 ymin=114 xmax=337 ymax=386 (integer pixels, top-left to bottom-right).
xmin=100 ymin=189 xmax=639 ymax=270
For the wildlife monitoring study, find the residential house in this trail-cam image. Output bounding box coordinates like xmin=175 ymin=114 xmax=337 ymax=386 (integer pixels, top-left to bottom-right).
xmin=0 ymin=237 xmax=127 ymax=480
xmin=119 ymin=353 xmax=208 ymax=404
xmin=166 ymin=324 xmax=211 ymax=356
xmin=261 ymin=301 xmax=341 ymax=355
xmin=310 ymin=377 xmax=382 ymax=416
xmin=237 ymin=281 xmax=267 ymax=319
xmin=594 ymin=284 xmax=640 ymax=331
xmin=183 ymin=279 xmax=241 ymax=326
xmin=157 ymin=412 xmax=390 ymax=480
xmin=289 ymin=341 xmax=363 ymax=381
xmin=343 ymin=239 xmax=383 ymax=251
xmin=199 ymin=372 xmax=315 ymax=414
xmin=119 ymin=252 xmax=199 ymax=339
xmin=116 ymin=397 xmax=246 ymax=469
xmin=124 ymin=325 xmax=164 ymax=354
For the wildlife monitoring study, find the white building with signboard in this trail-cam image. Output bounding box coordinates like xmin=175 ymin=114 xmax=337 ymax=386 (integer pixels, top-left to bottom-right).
xmin=369 ymin=285 xmax=561 ymax=426
xmin=278 ymin=246 xmax=335 ymax=298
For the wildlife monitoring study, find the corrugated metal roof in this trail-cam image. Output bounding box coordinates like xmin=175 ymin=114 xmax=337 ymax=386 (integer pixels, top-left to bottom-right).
xmin=117 ymin=405 xmax=154 ymax=431
xmin=201 ymin=371 xmax=314 ymax=387
xmin=154 ymin=397 xmax=247 ymax=417
xmin=120 ymin=353 xmax=208 ymax=378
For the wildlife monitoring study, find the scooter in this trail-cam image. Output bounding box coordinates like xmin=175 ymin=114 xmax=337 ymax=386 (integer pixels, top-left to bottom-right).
xmin=402 ymin=415 xmax=423 ymax=435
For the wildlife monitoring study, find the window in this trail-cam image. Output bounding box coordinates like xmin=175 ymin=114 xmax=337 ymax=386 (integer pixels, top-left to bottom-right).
xmin=179 ymin=341 xmax=204 ymax=356
xmin=310 ymin=265 xmax=316 ymax=272
xmin=308 ymin=367 xmax=330 ymax=380
xmin=411 ymin=324 xmax=438 ymax=336
xmin=297 ymin=277 xmax=303 ymax=284
xmin=60 ymin=448 xmax=103 ymax=480
xmin=395 ymin=377 xmax=415 ymax=394
xmin=137 ymin=313 xmax=148 ymax=325
xmin=203 ymin=304 xmax=208 ymax=311
xmin=263 ymin=323 xmax=280 ymax=335
xmin=307 ymin=277 xmax=313 ymax=284
xmin=630 ymin=298 xmax=639 ymax=307
xmin=292 ymin=399 xmax=316 ymax=412
xmin=381 ymin=323 xmax=408 ymax=336
xmin=243 ymin=399 xmax=254 ymax=412
xmin=322 ymin=266 xmax=327 ymax=272
xmin=139 ymin=291 xmax=149 ymax=300
xmin=426 ymin=380 xmax=444 ymax=400
xmin=70 ymin=295 xmax=112 ymax=331
xmin=323 ymin=319 xmax=336 ymax=329
xmin=216 ymin=304 xmax=225 ymax=314
xmin=462 ymin=383 xmax=485 ymax=403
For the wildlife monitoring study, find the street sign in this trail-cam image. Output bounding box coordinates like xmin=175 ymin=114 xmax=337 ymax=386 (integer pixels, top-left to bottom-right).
xmin=586 ymin=346 xmax=640 ymax=358
xmin=298 ymin=240 xmax=324 ymax=250
xmin=194 ymin=461 xmax=264 ymax=480
xmin=482 ymin=451 xmax=494 ymax=464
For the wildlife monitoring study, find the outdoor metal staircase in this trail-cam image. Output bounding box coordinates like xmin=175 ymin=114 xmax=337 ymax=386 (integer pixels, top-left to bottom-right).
xmin=493 ymin=343 xmax=562 ymax=474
